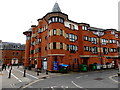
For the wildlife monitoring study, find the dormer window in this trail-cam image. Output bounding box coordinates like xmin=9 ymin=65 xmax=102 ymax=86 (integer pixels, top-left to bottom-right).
xmin=82 ymin=26 xmax=87 ymax=30
xmin=111 ymin=31 xmax=115 ymax=35
xmin=52 ymin=18 xmax=55 ymax=22
xmin=48 ymin=17 xmax=64 ymax=24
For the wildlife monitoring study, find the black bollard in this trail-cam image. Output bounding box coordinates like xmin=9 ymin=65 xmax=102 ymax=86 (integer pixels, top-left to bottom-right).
xmin=37 ymin=70 xmax=39 ymax=76
xmin=39 ymin=68 xmax=41 ymax=73
xmin=23 ymin=69 xmax=26 ymax=77
xmin=46 ymin=70 xmax=48 ymax=75
xmin=8 ymin=69 xmax=11 ymax=78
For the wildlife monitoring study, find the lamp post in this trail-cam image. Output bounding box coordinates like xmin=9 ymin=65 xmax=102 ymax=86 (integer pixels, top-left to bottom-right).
xmin=118 ymin=62 xmax=120 ymax=76
xmin=97 ymin=32 xmax=103 ymax=65
xmin=88 ymin=27 xmax=104 ymax=66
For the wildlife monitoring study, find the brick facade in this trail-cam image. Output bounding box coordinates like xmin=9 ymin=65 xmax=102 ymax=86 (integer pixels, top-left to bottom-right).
xmin=0 ymin=41 xmax=25 ymax=65
xmin=23 ymin=3 xmax=120 ymax=71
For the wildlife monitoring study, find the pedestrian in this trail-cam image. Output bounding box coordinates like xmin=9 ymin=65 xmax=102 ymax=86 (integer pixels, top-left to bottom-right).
xmin=7 ymin=63 xmax=11 ymax=68
xmin=4 ymin=64 xmax=6 ymax=70
xmin=2 ymin=64 xmax=5 ymax=71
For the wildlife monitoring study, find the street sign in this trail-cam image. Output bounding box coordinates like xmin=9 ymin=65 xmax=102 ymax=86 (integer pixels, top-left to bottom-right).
xmin=53 ymin=61 xmax=58 ymax=70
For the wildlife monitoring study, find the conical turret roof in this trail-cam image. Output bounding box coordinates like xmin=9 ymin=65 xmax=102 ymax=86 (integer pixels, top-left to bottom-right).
xmin=52 ymin=2 xmax=61 ymax=12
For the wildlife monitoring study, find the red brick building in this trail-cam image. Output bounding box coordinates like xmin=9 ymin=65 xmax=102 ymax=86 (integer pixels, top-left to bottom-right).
xmin=0 ymin=40 xmax=25 ymax=65
xmin=23 ymin=3 xmax=120 ymax=71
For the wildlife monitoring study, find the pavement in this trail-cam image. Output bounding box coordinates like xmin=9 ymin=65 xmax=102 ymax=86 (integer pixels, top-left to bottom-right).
xmin=2 ymin=66 xmax=63 ymax=89
xmin=1 ymin=66 xmax=120 ymax=89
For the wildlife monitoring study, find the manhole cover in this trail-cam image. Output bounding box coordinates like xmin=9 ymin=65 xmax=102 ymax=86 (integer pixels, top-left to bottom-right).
xmin=94 ymin=78 xmax=103 ymax=80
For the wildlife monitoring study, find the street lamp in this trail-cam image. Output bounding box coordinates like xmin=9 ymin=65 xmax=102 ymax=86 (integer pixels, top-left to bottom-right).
xmin=88 ymin=27 xmax=104 ymax=66
xmin=97 ymin=31 xmax=104 ymax=65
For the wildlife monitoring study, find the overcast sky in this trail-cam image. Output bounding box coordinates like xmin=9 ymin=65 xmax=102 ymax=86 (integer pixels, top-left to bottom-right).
xmin=0 ymin=0 xmax=119 ymax=44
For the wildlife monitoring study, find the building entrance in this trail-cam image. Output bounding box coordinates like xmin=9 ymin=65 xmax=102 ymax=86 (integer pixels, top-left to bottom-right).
xmin=42 ymin=58 xmax=47 ymax=70
xmin=12 ymin=58 xmax=18 ymax=65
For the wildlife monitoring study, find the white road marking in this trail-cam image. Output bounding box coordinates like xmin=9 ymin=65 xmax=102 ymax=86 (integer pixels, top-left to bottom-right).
xmin=76 ymin=75 xmax=88 ymax=79
xmin=51 ymin=86 xmax=55 ymax=90
xmin=23 ymin=79 xmax=44 ymax=88
xmin=6 ymin=69 xmax=22 ymax=82
xmin=61 ymin=86 xmax=67 ymax=90
xmin=109 ymin=75 xmax=120 ymax=83
xmin=66 ymin=86 xmax=68 ymax=88
xmin=71 ymin=81 xmax=83 ymax=88
xmin=16 ymin=69 xmax=39 ymax=79
xmin=76 ymin=76 xmax=82 ymax=79
xmin=84 ymin=75 xmax=88 ymax=77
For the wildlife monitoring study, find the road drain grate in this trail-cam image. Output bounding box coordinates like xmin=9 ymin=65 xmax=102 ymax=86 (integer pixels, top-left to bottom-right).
xmin=94 ymin=78 xmax=103 ymax=80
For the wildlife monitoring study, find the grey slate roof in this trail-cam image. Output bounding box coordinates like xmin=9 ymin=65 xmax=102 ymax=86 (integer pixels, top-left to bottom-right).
xmin=0 ymin=42 xmax=25 ymax=50
xmin=52 ymin=2 xmax=61 ymax=12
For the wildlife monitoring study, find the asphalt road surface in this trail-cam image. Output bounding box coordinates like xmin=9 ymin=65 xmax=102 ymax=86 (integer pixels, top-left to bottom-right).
xmin=1 ymin=66 xmax=119 ymax=90
xmin=24 ymin=69 xmax=119 ymax=89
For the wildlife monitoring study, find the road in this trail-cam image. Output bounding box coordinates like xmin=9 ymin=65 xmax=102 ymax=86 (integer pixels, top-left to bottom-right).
xmin=24 ymin=69 xmax=119 ymax=89
xmin=1 ymin=66 xmax=120 ymax=90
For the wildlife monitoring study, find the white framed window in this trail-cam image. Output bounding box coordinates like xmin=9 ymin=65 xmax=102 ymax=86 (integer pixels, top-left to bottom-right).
xmin=73 ymin=25 xmax=75 ymax=30
xmin=103 ymin=47 xmax=108 ymax=54
xmin=92 ymin=47 xmax=98 ymax=54
xmin=75 ymin=46 xmax=78 ymax=51
xmin=91 ymin=37 xmax=97 ymax=44
xmin=102 ymin=39 xmax=107 ymax=45
xmin=111 ymin=31 xmax=115 ymax=35
xmin=60 ymin=18 xmax=63 ymax=23
xmin=53 ymin=29 xmax=57 ymax=35
xmin=70 ymin=45 xmax=76 ymax=53
xmin=38 ymin=38 xmax=41 ymax=43
xmin=117 ymin=41 xmax=119 ymax=46
xmin=59 ymin=18 xmax=61 ymax=22
xmin=84 ymin=46 xmax=89 ymax=51
xmin=82 ymin=26 xmax=87 ymax=30
xmin=75 ymin=35 xmax=78 ymax=40
xmin=69 ymin=34 xmax=75 ymax=42
xmin=52 ymin=17 xmax=55 ymax=22
xmin=84 ymin=36 xmax=88 ymax=41
xmin=66 ymin=33 xmax=69 ymax=38
xmin=110 ymin=39 xmax=116 ymax=44
xmin=115 ymin=34 xmax=118 ymax=38
xmin=60 ymin=29 xmax=63 ymax=36
xmin=110 ymin=48 xmax=117 ymax=52
xmin=55 ymin=17 xmax=58 ymax=22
